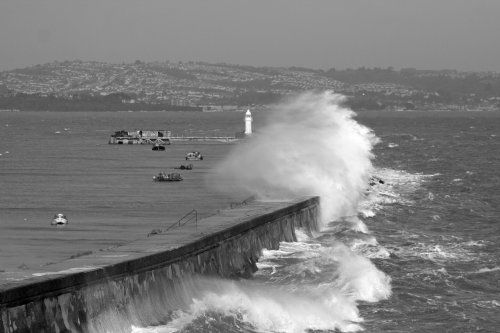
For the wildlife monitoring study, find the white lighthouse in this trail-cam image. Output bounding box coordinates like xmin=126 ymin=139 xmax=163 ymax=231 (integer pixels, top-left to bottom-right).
xmin=244 ymin=109 xmax=253 ymax=135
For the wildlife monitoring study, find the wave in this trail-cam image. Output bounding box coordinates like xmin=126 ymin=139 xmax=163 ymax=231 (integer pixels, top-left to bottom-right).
xmin=207 ymin=91 xmax=379 ymax=225
xmin=132 ymin=277 xmax=365 ymax=333
xmin=132 ymin=92 xmax=398 ymax=332
xmin=130 ymin=227 xmax=392 ymax=332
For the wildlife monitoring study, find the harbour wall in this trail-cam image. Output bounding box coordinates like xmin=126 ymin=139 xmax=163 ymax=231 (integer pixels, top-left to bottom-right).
xmin=108 ymin=136 xmax=237 ymax=144
xmin=169 ymin=136 xmax=238 ymax=143
xmin=0 ymin=196 xmax=319 ymax=333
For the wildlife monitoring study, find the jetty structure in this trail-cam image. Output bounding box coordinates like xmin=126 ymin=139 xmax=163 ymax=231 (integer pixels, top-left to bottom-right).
xmin=108 ymin=110 xmax=253 ymax=145
xmin=108 ymin=130 xmax=172 ymax=145
xmin=0 ymin=196 xmax=319 ymax=332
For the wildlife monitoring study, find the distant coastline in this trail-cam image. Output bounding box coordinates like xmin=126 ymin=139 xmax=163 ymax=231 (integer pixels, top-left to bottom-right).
xmin=0 ymin=94 xmax=202 ymax=112
xmin=1 ymin=60 xmax=500 ymax=112
xmin=1 ymin=93 xmax=498 ymax=113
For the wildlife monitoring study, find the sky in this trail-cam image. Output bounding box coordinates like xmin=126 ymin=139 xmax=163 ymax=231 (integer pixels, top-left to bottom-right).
xmin=1 ymin=0 xmax=500 ymax=72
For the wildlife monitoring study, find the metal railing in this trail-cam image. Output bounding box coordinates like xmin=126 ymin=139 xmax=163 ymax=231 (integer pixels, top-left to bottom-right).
xmin=166 ymin=209 xmax=198 ymax=231
xmin=147 ymin=196 xmax=256 ymax=237
xmin=147 ymin=209 xmax=198 ymax=237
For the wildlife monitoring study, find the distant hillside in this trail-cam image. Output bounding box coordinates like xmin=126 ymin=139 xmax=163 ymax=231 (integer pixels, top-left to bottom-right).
xmin=1 ymin=60 xmax=499 ymax=111
xmin=326 ymin=67 xmax=500 ymax=101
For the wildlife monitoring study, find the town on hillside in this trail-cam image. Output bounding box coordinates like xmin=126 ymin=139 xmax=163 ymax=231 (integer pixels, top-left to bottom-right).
xmin=0 ymin=60 xmax=499 ymax=112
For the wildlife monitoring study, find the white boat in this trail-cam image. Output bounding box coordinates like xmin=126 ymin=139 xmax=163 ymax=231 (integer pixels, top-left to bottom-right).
xmin=185 ymin=151 xmax=203 ymax=160
xmin=51 ymin=213 xmax=68 ymax=225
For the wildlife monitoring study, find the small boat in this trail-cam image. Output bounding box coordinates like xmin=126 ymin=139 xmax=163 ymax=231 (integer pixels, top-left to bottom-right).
xmin=152 ymin=144 xmax=166 ymax=151
xmin=174 ymin=164 xmax=193 ymax=170
xmin=51 ymin=213 xmax=68 ymax=225
xmin=153 ymin=172 xmax=183 ymax=182
xmin=185 ymin=151 xmax=203 ymax=160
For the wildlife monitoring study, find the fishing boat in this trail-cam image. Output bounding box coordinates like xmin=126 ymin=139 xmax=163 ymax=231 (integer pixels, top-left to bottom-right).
xmin=185 ymin=151 xmax=203 ymax=160
xmin=51 ymin=213 xmax=68 ymax=225
xmin=153 ymin=172 xmax=183 ymax=182
xmin=152 ymin=143 xmax=166 ymax=151
xmin=174 ymin=164 xmax=193 ymax=170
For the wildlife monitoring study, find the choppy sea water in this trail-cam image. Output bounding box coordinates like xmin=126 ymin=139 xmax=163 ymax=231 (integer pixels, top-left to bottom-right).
xmin=0 ymin=110 xmax=250 ymax=274
xmin=1 ymin=93 xmax=499 ymax=332
xmin=358 ymin=111 xmax=500 ymax=332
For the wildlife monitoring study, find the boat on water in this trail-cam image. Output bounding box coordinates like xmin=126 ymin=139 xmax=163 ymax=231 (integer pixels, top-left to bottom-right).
xmin=185 ymin=151 xmax=203 ymax=160
xmin=174 ymin=164 xmax=193 ymax=170
xmin=51 ymin=213 xmax=68 ymax=225
xmin=152 ymin=144 xmax=166 ymax=151
xmin=153 ymin=172 xmax=183 ymax=182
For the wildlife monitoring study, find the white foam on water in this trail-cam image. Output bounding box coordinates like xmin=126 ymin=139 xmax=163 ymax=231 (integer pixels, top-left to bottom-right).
xmin=131 ymin=237 xmax=393 ymax=332
xmin=463 ymin=240 xmax=489 ymax=247
xmin=400 ymin=241 xmax=481 ymax=263
xmin=474 ymin=266 xmax=500 ymax=274
xmin=325 ymin=244 xmax=392 ymax=302
xmin=131 ymin=277 xmax=365 ymax=333
xmin=360 ymin=167 xmax=434 ymax=211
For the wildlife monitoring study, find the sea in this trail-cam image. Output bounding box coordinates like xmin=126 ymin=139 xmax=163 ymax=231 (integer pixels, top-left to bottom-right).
xmin=0 ymin=91 xmax=499 ymax=332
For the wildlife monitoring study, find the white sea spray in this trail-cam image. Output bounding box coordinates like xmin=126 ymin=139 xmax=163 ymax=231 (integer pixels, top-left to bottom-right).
xmin=208 ymin=91 xmax=379 ymax=225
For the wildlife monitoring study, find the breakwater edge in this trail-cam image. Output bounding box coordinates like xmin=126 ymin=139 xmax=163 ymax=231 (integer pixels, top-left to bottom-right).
xmin=0 ymin=197 xmax=319 ymax=332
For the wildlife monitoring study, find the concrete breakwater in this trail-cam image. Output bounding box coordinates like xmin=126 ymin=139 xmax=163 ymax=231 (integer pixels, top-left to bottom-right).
xmin=0 ymin=197 xmax=319 ymax=333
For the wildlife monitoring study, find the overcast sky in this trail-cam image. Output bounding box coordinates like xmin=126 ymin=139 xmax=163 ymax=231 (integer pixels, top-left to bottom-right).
xmin=1 ymin=0 xmax=499 ymax=72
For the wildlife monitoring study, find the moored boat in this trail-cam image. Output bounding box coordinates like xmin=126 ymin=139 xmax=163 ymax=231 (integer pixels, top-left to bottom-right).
xmin=51 ymin=213 xmax=68 ymax=225
xmin=153 ymin=172 xmax=183 ymax=182
xmin=152 ymin=144 xmax=166 ymax=151
xmin=185 ymin=151 xmax=203 ymax=160
xmin=174 ymin=164 xmax=193 ymax=170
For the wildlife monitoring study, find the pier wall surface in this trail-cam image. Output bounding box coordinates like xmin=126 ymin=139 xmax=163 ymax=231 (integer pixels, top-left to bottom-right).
xmin=169 ymin=136 xmax=237 ymax=143
xmin=0 ymin=197 xmax=319 ymax=333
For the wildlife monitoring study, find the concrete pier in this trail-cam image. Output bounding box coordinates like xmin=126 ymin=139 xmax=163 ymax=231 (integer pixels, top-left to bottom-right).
xmin=169 ymin=136 xmax=238 ymax=143
xmin=0 ymin=196 xmax=319 ymax=332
